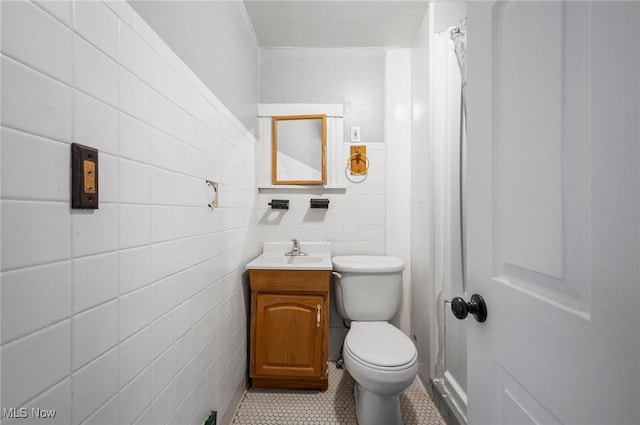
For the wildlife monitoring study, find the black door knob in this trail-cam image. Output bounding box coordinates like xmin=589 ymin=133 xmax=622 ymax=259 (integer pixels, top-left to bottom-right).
xmin=450 ymin=294 xmax=487 ymax=323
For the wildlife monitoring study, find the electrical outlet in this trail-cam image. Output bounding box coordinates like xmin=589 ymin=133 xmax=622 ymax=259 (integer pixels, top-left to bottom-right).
xmin=71 ymin=143 xmax=99 ymax=209
xmin=350 ymin=126 xmax=361 ymax=143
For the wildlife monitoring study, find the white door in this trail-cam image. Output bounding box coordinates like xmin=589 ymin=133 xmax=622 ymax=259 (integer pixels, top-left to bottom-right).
xmin=465 ymin=2 xmax=640 ymax=425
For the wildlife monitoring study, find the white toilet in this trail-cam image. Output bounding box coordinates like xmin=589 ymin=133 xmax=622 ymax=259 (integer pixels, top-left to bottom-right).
xmin=332 ymin=255 xmax=418 ymax=425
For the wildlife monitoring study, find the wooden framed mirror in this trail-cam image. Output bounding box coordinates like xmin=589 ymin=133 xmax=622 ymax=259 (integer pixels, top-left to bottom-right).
xmin=272 ymin=114 xmax=326 ymax=185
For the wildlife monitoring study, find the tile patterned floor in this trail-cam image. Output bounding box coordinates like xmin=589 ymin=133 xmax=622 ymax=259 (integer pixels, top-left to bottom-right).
xmin=232 ymin=363 xmax=446 ymax=425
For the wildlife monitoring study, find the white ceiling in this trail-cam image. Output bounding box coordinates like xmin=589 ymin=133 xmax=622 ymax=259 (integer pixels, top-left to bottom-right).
xmin=243 ymin=1 xmax=429 ymax=47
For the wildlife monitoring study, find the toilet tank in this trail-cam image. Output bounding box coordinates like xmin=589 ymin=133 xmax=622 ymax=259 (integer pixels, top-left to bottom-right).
xmin=332 ymin=255 xmax=404 ymax=321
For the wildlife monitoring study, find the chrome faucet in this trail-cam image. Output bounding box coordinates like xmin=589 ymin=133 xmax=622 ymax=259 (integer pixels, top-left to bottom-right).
xmin=285 ymin=238 xmax=307 ymax=256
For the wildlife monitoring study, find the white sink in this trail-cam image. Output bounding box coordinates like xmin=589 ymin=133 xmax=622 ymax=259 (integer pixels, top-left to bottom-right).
xmin=246 ymin=242 xmax=332 ymax=270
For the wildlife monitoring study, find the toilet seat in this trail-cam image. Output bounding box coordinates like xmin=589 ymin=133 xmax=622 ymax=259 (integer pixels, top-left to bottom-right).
xmin=344 ymin=322 xmax=417 ymax=371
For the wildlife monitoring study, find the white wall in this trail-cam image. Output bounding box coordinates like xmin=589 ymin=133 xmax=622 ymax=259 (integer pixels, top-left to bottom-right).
xmin=410 ymin=8 xmax=434 ymax=385
xmin=129 ymin=1 xmax=260 ymax=137
xmin=260 ymin=48 xmax=385 ymax=144
xmin=0 ymin=1 xmax=258 ymax=424
xmin=385 ymin=49 xmax=413 ymax=335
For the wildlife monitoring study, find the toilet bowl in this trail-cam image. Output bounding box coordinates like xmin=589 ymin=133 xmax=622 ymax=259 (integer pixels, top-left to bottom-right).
xmin=343 ymin=321 xmax=418 ymax=425
xmin=332 ymin=255 xmax=418 ymax=425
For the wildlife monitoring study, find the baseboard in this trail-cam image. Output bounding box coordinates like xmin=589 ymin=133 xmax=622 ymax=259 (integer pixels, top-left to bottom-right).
xmin=430 ymin=379 xmax=467 ymax=425
xmin=220 ymin=377 xmax=248 ymax=425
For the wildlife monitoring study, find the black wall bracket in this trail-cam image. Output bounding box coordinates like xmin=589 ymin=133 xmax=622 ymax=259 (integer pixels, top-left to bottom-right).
xmin=268 ymin=199 xmax=289 ymax=209
xmin=310 ymin=198 xmax=330 ymax=209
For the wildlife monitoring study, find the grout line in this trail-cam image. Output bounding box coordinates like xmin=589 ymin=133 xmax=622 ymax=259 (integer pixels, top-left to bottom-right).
xmin=69 ymin=8 xmax=77 ymax=390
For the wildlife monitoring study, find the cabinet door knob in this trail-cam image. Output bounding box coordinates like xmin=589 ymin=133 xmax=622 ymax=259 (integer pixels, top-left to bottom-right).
xmin=316 ymin=304 xmax=321 ymax=327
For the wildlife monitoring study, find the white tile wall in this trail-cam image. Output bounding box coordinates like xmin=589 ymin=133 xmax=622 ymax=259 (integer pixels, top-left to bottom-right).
xmin=119 ymin=113 xmax=151 ymax=163
xmin=119 ymin=23 xmax=151 ymax=81
xmin=72 ymin=252 xmax=119 ymax=313
xmin=119 ymin=246 xmax=151 ymax=295
xmin=175 ymin=362 xmax=195 ymax=409
xmin=104 ymin=0 xmax=133 ymax=28
xmin=151 ymin=346 xmax=175 ymax=398
xmin=119 ymin=159 xmax=150 ymax=204
xmin=1 ymin=56 xmax=72 ymax=141
xmin=150 ymin=126 xmax=175 ymax=168
xmin=175 ymin=392 xmax=195 ymax=425
xmin=118 ymin=369 xmax=151 ymax=425
xmin=119 ymin=204 xmax=151 ymax=249
xmin=1 ymin=2 xmax=258 ymax=425
xmin=1 ymin=0 xmax=72 ymax=84
xmin=4 ymin=379 xmax=72 ymax=425
xmin=2 ymin=201 xmax=71 ymax=270
xmin=254 ymin=141 xmax=388 ymax=255
xmin=150 ymin=205 xmax=174 ymax=242
xmin=1 ymin=262 xmax=71 ymax=343
xmin=150 ymin=242 xmax=174 ymax=282
xmin=150 ymin=382 xmax=176 ymax=425
xmin=73 ymin=35 xmax=118 ymax=108
xmin=133 ymin=406 xmax=153 ymax=425
xmin=81 ymin=395 xmax=119 ymax=425
xmin=34 ymin=0 xmax=73 ymax=27
xmin=150 ymin=167 xmax=174 ymax=205
xmin=1 ymin=321 xmax=71 ymax=409
xmin=119 ymin=67 xmax=151 ymax=123
xmin=119 ymin=287 xmax=151 ymax=341
xmin=71 ymin=204 xmax=119 ymax=257
xmin=74 ymin=0 xmax=119 ymax=60
xmin=71 ymin=349 xmax=119 ymax=425
xmin=119 ymin=327 xmax=150 ymax=387
xmin=1 ymin=128 xmax=70 ymax=201
xmin=99 ymin=158 xmax=119 ymax=202
xmin=150 ymin=310 xmax=176 ymax=360
xmin=73 ymin=91 xmax=119 ymax=154
xmin=71 ymin=301 xmax=119 ymax=370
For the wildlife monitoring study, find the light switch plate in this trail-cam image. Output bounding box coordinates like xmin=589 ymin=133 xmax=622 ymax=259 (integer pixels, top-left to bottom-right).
xmin=350 ymin=126 xmax=361 ymax=143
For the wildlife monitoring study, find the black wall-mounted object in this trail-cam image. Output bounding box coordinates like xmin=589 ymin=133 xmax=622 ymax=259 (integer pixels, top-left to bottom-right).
xmin=310 ymin=198 xmax=330 ymax=209
xmin=268 ymin=199 xmax=289 ymax=209
xmin=71 ymin=143 xmax=99 ymax=209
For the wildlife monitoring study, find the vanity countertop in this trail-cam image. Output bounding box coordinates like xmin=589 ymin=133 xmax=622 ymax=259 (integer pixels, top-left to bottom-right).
xmin=246 ymin=242 xmax=332 ymax=271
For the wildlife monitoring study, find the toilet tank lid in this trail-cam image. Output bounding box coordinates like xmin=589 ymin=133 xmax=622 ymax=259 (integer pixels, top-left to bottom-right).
xmin=332 ymin=255 xmax=404 ymax=273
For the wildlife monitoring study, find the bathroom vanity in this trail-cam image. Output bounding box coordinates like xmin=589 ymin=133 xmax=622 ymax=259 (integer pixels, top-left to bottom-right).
xmin=246 ymin=242 xmax=332 ymax=390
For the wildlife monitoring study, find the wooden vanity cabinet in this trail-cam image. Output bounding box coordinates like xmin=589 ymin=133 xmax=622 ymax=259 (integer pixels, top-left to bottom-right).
xmin=249 ymin=269 xmax=330 ymax=390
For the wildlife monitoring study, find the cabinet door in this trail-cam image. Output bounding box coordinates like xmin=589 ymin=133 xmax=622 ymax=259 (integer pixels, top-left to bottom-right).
xmin=254 ymin=293 xmax=324 ymax=378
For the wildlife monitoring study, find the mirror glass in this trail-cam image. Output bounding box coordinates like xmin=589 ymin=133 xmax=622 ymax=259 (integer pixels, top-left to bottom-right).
xmin=272 ymin=114 xmax=326 ymax=185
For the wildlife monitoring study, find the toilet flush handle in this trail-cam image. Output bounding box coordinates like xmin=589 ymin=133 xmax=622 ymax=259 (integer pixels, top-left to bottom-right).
xmin=331 ymin=271 xmax=342 ymax=280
